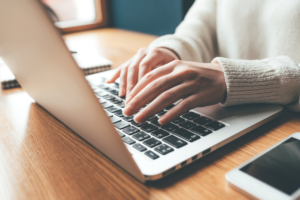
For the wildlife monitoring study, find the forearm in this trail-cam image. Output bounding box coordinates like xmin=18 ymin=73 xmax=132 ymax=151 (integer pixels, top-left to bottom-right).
xmin=213 ymin=56 xmax=300 ymax=112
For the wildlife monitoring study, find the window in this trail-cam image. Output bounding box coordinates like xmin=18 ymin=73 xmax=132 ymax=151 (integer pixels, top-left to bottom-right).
xmin=42 ymin=0 xmax=107 ymax=33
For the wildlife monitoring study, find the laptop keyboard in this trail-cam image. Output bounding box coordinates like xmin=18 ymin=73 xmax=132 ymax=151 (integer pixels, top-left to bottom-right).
xmin=88 ymin=78 xmax=225 ymax=160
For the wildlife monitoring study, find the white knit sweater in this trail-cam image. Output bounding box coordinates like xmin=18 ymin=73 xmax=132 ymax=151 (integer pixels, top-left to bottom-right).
xmin=149 ymin=0 xmax=300 ymax=111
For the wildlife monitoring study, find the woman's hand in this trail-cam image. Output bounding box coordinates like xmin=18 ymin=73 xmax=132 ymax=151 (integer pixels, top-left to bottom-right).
xmin=107 ymin=47 xmax=179 ymax=98
xmin=123 ymin=60 xmax=226 ymax=125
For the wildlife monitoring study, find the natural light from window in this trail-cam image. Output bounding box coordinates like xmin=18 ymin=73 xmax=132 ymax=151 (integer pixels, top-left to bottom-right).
xmin=43 ymin=0 xmax=96 ymax=22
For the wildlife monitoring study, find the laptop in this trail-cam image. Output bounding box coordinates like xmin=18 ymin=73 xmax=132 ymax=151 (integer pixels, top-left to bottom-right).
xmin=0 ymin=0 xmax=282 ymax=182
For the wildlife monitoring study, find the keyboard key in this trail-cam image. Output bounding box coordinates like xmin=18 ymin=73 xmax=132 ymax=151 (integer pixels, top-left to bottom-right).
xmin=102 ymin=102 xmax=113 ymax=109
xmin=163 ymin=135 xmax=187 ymax=148
xmin=93 ymin=88 xmax=102 ymax=93
xmin=103 ymin=87 xmax=114 ymax=92
xmin=193 ymin=116 xmax=212 ymax=125
xmin=113 ymin=82 xmax=119 ymax=88
xmin=165 ymin=104 xmax=175 ymax=110
xmin=122 ymin=116 xmax=134 ymax=122
xmin=117 ymin=130 xmax=125 ymax=137
xmin=154 ymin=144 xmax=174 ymax=155
xmin=131 ymin=121 xmax=147 ymax=127
xmin=122 ymin=126 xmax=140 ymax=135
xmin=97 ymin=92 xmax=108 ymax=97
xmin=110 ymin=89 xmax=119 ymax=96
xmin=99 ymin=98 xmax=106 ymax=103
xmin=96 ymin=79 xmax=105 ymax=85
xmin=116 ymin=101 xmax=125 ymax=108
xmin=179 ymin=121 xmax=197 ymax=129
xmin=182 ymin=112 xmax=200 ymax=120
xmin=205 ymin=121 xmax=225 ymax=131
xmin=143 ymin=138 xmax=162 ymax=148
xmin=133 ymin=143 xmax=147 ymax=152
xmin=106 ymin=106 xmax=120 ymax=113
xmin=114 ymin=121 xmax=130 ymax=129
xmin=149 ymin=117 xmax=162 ymax=127
xmin=173 ymin=128 xmax=200 ymax=142
xmin=112 ymin=109 xmax=122 ymax=114
xmin=190 ymin=126 xmax=212 ymax=136
xmin=141 ymin=124 xmax=158 ymax=133
xmin=105 ymin=110 xmax=113 ymax=117
xmin=161 ymin=123 xmax=179 ymax=132
xmin=151 ymin=129 xmax=169 ymax=139
xmin=157 ymin=111 xmax=167 ymax=116
xmin=110 ymin=116 xmax=121 ymax=123
xmin=109 ymin=98 xmax=122 ymax=104
xmin=102 ymin=94 xmax=115 ymax=100
xmin=98 ymin=84 xmax=107 ymax=89
xmin=147 ymin=116 xmax=158 ymax=122
xmin=122 ymin=137 xmax=136 ymax=145
xmin=114 ymin=110 xmax=124 ymax=117
xmin=172 ymin=117 xmax=185 ymax=124
xmin=145 ymin=151 xmax=159 ymax=160
xmin=132 ymin=132 xmax=150 ymax=141
xmin=149 ymin=115 xmax=157 ymax=120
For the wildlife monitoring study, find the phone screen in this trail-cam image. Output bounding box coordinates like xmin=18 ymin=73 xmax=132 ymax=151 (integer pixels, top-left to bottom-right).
xmin=240 ymin=137 xmax=300 ymax=195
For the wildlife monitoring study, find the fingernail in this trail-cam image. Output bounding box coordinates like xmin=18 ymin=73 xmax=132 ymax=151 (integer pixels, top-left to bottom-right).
xmin=159 ymin=115 xmax=168 ymax=125
xmin=134 ymin=112 xmax=145 ymax=123
xmin=123 ymin=105 xmax=133 ymax=116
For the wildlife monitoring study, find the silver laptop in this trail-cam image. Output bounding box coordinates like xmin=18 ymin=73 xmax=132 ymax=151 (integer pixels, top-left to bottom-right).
xmin=0 ymin=0 xmax=282 ymax=182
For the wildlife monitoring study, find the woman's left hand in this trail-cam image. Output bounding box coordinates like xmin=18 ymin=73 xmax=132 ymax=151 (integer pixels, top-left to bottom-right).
xmin=123 ymin=60 xmax=227 ymax=125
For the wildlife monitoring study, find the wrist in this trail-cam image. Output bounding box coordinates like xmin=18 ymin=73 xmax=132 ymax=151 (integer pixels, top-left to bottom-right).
xmin=212 ymin=61 xmax=227 ymax=104
xmin=159 ymin=47 xmax=181 ymax=60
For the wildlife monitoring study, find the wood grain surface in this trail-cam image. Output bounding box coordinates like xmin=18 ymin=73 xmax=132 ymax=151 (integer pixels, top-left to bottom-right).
xmin=0 ymin=28 xmax=299 ymax=200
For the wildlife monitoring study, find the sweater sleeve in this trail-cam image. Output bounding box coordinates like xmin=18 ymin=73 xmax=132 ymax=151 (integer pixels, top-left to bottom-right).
xmin=148 ymin=0 xmax=217 ymax=63
xmin=212 ymin=56 xmax=300 ymax=112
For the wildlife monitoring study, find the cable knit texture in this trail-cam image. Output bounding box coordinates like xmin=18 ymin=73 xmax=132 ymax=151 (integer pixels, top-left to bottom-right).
xmin=148 ymin=0 xmax=300 ymax=111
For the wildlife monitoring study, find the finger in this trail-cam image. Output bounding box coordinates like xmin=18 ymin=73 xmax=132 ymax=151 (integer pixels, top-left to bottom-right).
xmin=126 ymin=61 xmax=179 ymax=104
xmin=138 ymin=49 xmax=164 ymax=81
xmin=107 ymin=59 xmax=132 ymax=83
xmin=158 ymin=94 xmax=199 ymax=125
xmin=123 ymin=72 xmax=183 ymax=116
xmin=106 ymin=67 xmax=121 ymax=83
xmin=126 ymin=53 xmax=147 ymax=98
xmin=119 ymin=66 xmax=128 ymax=97
xmin=133 ymin=82 xmax=194 ymax=123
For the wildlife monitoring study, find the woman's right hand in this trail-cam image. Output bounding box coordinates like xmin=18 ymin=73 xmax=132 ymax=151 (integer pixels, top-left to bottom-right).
xmin=106 ymin=47 xmax=179 ymax=99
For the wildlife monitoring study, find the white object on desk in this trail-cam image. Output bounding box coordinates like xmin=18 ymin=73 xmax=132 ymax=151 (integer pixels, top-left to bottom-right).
xmin=226 ymin=132 xmax=300 ymax=200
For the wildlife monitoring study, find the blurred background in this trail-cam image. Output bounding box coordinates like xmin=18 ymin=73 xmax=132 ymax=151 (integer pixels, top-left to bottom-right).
xmin=42 ymin=0 xmax=195 ymax=35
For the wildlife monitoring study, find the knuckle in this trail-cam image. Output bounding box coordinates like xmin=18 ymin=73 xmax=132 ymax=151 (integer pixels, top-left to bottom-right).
xmin=171 ymin=60 xmax=182 ymax=66
xmin=128 ymin=64 xmax=137 ymax=71
xmin=161 ymin=91 xmax=173 ymax=101
xmin=137 ymin=47 xmax=147 ymax=54
xmin=121 ymin=65 xmax=129 ymax=72
xmin=132 ymin=96 xmax=141 ymax=105
xmin=180 ymin=68 xmax=197 ymax=79
xmin=119 ymin=62 xmax=129 ymax=70
xmin=151 ymin=48 xmax=161 ymax=54
xmin=143 ymin=72 xmax=154 ymax=81
xmin=139 ymin=60 xmax=150 ymax=68
xmin=127 ymin=83 xmax=135 ymax=91
xmin=150 ymin=79 xmax=163 ymax=90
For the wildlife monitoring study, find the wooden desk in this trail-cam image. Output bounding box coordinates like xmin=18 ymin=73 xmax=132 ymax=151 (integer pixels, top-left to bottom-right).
xmin=0 ymin=28 xmax=299 ymax=200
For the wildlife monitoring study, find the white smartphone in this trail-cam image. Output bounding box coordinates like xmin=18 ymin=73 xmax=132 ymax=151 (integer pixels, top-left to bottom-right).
xmin=226 ymin=132 xmax=300 ymax=200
